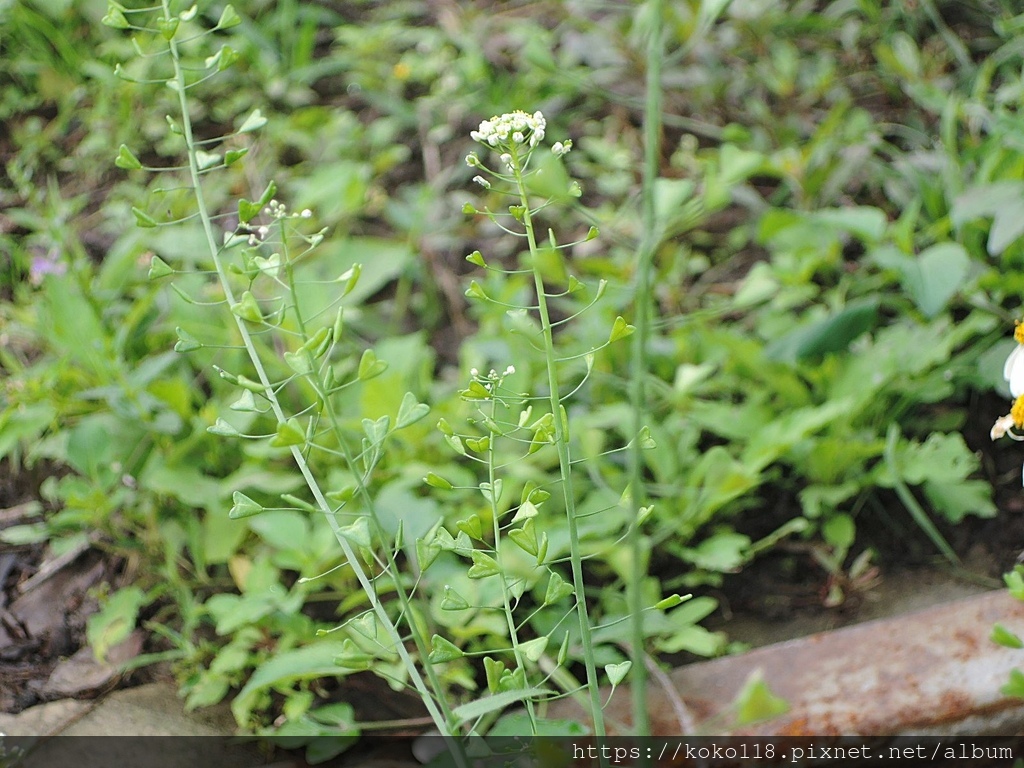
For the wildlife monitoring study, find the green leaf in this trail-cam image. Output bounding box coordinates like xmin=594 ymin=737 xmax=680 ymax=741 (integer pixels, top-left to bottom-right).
xmin=466 ymin=250 xmax=487 ymax=267
xmin=450 ymin=688 xmax=552 ymax=724
xmin=237 ymin=108 xmax=267 ymax=134
xmin=951 ymin=182 xmax=1024 ymax=256
xmin=230 ymin=291 xmax=263 ymax=323
xmin=232 ymin=642 xmax=349 ymax=724
xmin=115 ymin=144 xmax=143 ymax=170
xmin=215 ymin=3 xmax=241 ymax=29
xmin=427 ymin=634 xmax=464 ymax=663
xmin=87 ymin=586 xmax=147 ymax=662
xmin=873 ymin=244 xmax=970 ymax=318
xmin=764 ymin=300 xmax=878 ymax=363
xmin=609 ymin=316 xmax=635 ymax=343
xmin=734 ymin=671 xmax=789 ymax=726
xmin=173 ymin=327 xmax=202 ymax=352
xmin=605 ymin=661 xmax=632 ymax=687
xmin=467 ymin=551 xmax=500 ymax=579
xmin=396 ymin=392 xmax=429 ymax=429
xmin=357 ymin=349 xmax=388 ymax=380
xmin=229 ymin=492 xmax=264 ymax=519
xmin=991 ymin=623 xmax=1023 ymax=649
xmin=271 ymin=418 xmax=305 ymax=447
xmin=132 ymin=206 xmax=159 ymax=228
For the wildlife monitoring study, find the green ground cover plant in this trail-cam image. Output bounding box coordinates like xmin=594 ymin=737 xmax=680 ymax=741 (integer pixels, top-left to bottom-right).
xmin=2 ymin=0 xmax=1024 ymax=746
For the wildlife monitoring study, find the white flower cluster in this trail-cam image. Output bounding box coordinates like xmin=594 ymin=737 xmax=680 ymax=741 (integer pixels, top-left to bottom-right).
xmin=471 ymin=111 xmax=546 ymax=149
xmin=992 ymin=322 xmax=1024 ymax=484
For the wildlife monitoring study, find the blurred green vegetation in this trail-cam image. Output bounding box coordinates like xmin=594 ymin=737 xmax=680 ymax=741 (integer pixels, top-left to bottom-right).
xmin=2 ymin=0 xmax=1024 ymax=736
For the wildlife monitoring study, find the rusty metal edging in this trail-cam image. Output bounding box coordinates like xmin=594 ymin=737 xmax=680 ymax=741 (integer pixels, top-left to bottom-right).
xmin=561 ymin=590 xmax=1024 ymax=735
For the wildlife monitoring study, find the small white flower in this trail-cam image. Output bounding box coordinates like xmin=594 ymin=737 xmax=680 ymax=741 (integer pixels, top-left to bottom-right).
xmin=472 ymin=175 xmax=491 ymax=189
xmin=258 ymin=226 xmax=269 ymax=239
xmin=301 ymin=209 xmax=312 ymax=218
xmin=470 ymin=368 xmax=479 ymax=377
xmin=504 ymin=365 xmax=515 ymax=376
xmin=552 ymin=140 xmax=572 ymax=157
xmin=466 ymin=152 xmax=481 ymax=167
xmin=500 ymin=153 xmax=513 ymax=171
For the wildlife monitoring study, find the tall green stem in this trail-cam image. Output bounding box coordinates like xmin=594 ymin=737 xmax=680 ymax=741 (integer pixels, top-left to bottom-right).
xmin=510 ymin=157 xmax=606 ymax=737
xmin=160 ymin=1 xmax=457 ymax=742
xmin=629 ymin=0 xmax=664 ymax=737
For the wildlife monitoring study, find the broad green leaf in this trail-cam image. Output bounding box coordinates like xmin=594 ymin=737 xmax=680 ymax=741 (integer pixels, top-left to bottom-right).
xmin=764 ymin=300 xmax=878 ymax=362
xmin=232 ymin=642 xmax=349 ymax=723
xmin=451 ymin=688 xmax=552 ymax=724
xmin=87 ymin=586 xmax=147 ymax=661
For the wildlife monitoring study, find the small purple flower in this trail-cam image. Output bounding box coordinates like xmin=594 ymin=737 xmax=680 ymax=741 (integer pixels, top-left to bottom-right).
xmin=29 ymin=248 xmax=67 ymax=285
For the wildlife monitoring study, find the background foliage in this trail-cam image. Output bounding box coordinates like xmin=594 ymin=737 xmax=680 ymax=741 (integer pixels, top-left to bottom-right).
xmin=2 ymin=0 xmax=1023 ymax=736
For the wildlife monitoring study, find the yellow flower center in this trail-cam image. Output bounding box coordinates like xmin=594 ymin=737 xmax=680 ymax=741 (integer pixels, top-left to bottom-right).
xmin=1014 ymin=321 xmax=1024 ymax=345
xmin=1012 ymin=395 xmax=1024 ymax=428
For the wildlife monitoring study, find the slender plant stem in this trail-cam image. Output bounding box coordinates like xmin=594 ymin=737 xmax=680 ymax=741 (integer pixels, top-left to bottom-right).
xmin=510 ymin=153 xmax=606 ymax=738
xmin=485 ymin=393 xmax=538 ymax=732
xmin=160 ymin=1 xmax=458 ymax=743
xmin=628 ymin=0 xmax=664 ymax=737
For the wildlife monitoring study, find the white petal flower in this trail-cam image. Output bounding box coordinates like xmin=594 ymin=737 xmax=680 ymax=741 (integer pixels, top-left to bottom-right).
xmin=1007 ymin=344 xmax=1024 ymax=398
